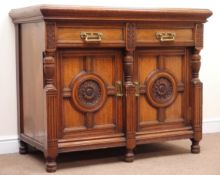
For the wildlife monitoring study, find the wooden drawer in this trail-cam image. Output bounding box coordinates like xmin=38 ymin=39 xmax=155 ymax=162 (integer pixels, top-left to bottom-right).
xmin=136 ymin=28 xmax=194 ymax=46
xmin=56 ymin=25 xmax=125 ymax=46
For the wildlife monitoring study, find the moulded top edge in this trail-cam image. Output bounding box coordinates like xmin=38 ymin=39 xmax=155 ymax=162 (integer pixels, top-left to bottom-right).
xmin=9 ymin=4 xmax=212 ymax=23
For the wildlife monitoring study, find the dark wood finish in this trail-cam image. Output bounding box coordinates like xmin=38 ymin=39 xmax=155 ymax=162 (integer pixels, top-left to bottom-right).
xmin=9 ymin=5 xmax=212 ymax=172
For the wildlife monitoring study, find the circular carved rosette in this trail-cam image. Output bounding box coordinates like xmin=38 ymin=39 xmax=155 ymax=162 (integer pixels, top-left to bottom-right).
xmin=71 ymin=72 xmax=107 ymax=112
xmin=145 ymin=71 xmax=177 ymax=108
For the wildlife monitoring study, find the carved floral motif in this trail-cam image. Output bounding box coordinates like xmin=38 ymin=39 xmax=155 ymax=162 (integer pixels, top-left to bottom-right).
xmin=152 ymin=77 xmax=173 ymax=102
xmin=195 ymin=24 xmax=203 ymax=48
xmin=78 ymin=80 xmax=101 ymax=106
xmin=126 ymin=23 xmax=136 ymax=50
xmin=146 ymin=71 xmax=177 ymax=108
xmin=46 ymin=23 xmax=56 ymax=49
xmin=71 ymin=73 xmax=107 ymax=112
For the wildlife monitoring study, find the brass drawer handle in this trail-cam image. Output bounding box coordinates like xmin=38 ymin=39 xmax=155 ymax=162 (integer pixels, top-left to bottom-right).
xmin=156 ymin=32 xmax=176 ymax=42
xmin=115 ymin=81 xmax=123 ymax=97
xmin=80 ymin=32 xmax=103 ymax=42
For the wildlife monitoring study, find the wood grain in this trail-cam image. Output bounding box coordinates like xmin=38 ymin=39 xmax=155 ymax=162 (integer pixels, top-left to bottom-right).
xmin=21 ymin=22 xmax=45 ymax=144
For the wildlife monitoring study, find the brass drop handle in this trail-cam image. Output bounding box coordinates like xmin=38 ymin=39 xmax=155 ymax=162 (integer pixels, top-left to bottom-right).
xmin=80 ymin=32 xmax=103 ymax=42
xmin=156 ymin=32 xmax=176 ymax=42
xmin=115 ymin=81 xmax=123 ymax=97
xmin=134 ymin=81 xmax=140 ymax=97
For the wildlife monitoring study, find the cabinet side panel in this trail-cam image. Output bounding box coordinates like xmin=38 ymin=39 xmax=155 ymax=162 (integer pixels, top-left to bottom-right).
xmin=21 ymin=22 xmax=45 ymax=144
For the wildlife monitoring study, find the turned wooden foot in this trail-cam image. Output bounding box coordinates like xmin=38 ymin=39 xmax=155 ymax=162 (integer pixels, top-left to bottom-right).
xmin=191 ymin=139 xmax=200 ymax=154
xmin=46 ymin=157 xmax=57 ymax=172
xmin=19 ymin=141 xmax=28 ymax=154
xmin=125 ymin=149 xmax=134 ymax=162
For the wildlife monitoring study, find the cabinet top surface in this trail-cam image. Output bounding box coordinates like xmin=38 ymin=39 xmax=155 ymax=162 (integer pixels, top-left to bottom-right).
xmin=9 ymin=4 xmax=212 ymax=23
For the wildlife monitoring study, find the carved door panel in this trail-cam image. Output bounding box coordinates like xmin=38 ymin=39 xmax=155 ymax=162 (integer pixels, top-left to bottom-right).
xmin=134 ymin=48 xmax=191 ymax=131
xmin=58 ymin=50 xmax=123 ymax=139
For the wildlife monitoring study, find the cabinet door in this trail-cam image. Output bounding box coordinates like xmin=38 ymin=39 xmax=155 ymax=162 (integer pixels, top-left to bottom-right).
xmin=134 ymin=48 xmax=191 ymax=132
xmin=58 ymin=49 xmax=124 ymax=141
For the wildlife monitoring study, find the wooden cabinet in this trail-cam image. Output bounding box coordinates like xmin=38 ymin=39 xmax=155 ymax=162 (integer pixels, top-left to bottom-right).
xmin=9 ymin=5 xmax=212 ymax=172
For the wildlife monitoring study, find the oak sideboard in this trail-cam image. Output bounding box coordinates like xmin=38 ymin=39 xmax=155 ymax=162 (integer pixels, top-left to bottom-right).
xmin=9 ymin=5 xmax=212 ymax=172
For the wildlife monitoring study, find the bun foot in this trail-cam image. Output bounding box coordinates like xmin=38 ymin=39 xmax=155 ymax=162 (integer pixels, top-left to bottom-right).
xmin=191 ymin=139 xmax=200 ymax=154
xmin=19 ymin=141 xmax=28 ymax=154
xmin=46 ymin=158 xmax=57 ymax=172
xmin=125 ymin=149 xmax=134 ymax=162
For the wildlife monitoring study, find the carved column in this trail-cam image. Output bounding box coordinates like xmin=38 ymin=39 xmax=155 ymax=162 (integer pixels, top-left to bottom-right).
xmin=124 ymin=23 xmax=136 ymax=162
xmin=191 ymin=24 xmax=203 ymax=153
xmin=44 ymin=22 xmax=58 ymax=172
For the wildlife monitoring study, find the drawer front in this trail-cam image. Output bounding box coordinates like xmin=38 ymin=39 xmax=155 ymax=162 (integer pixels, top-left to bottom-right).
xmin=136 ymin=28 xmax=194 ymax=46
xmin=57 ymin=25 xmax=124 ymax=46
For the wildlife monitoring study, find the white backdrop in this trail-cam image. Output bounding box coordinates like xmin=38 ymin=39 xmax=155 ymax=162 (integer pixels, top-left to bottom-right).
xmin=0 ymin=0 xmax=219 ymax=154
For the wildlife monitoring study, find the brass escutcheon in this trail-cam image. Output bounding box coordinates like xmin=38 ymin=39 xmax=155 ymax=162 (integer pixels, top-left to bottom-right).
xmin=134 ymin=81 xmax=140 ymax=96
xmin=115 ymin=81 xmax=123 ymax=97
